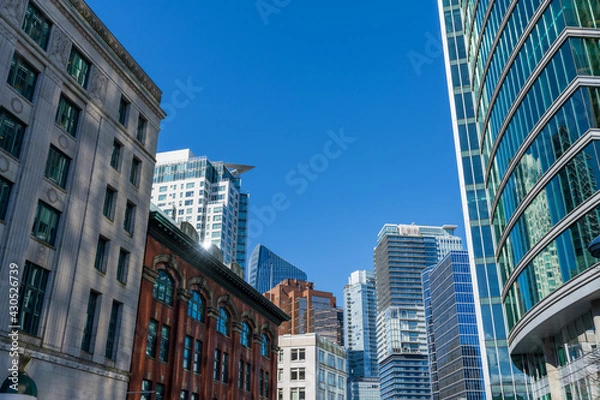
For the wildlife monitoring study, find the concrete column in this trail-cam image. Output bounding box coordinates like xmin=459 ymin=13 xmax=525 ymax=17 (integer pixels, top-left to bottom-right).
xmin=542 ymin=338 xmax=563 ymax=400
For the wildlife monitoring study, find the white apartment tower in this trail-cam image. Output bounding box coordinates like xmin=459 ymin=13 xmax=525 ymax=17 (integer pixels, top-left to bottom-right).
xmin=151 ymin=149 xmax=252 ymax=268
xmin=0 ymin=0 xmax=164 ymax=398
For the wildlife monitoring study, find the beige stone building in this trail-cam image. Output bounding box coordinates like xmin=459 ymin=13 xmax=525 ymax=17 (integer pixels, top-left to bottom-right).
xmin=0 ymin=0 xmax=164 ymax=398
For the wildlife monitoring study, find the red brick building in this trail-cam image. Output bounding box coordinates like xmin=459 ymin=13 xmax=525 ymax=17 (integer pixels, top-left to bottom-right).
xmin=127 ymin=210 xmax=289 ymax=400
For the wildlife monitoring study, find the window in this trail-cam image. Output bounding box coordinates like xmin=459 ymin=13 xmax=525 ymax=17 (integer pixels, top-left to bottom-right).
xmin=291 ymin=368 xmax=305 ymax=380
xmin=136 ymin=115 xmax=147 ymax=143
xmin=338 ymin=376 xmax=344 ymax=388
xmin=318 ymin=370 xmax=325 ymax=382
xmin=159 ymin=325 xmax=170 ymax=362
xmin=183 ymin=335 xmax=192 ymax=370
xmin=278 ymin=350 xmax=283 ymax=363
xmin=153 ymin=270 xmax=174 ymax=305
xmin=18 ymin=262 xmax=49 ymax=335
xmin=260 ymin=333 xmax=270 ymax=357
xmin=110 ymin=140 xmax=122 ymax=170
xmin=193 ymin=340 xmax=202 ymax=374
xmin=124 ymin=201 xmax=136 ymax=234
xmin=44 ymin=146 xmax=71 ymax=188
xmin=328 ymin=372 xmax=335 ymax=385
xmin=259 ymin=369 xmax=263 ymax=396
xmin=118 ymin=97 xmax=130 ymax=126
xmin=32 ymin=201 xmax=60 ymax=245
xmin=290 ymin=388 xmax=305 ymax=400
xmin=221 ymin=352 xmax=229 ymax=382
xmin=187 ymin=291 xmax=205 ymax=322
xmin=179 ymin=391 xmax=188 ymax=400
xmin=7 ymin=53 xmax=38 ymax=101
xmin=141 ymin=380 xmax=151 ymax=400
xmin=238 ymin=360 xmax=244 ymax=389
xmin=240 ymin=322 xmax=251 ymax=347
xmin=0 ymin=109 xmax=25 ymax=158
xmin=22 ymin=2 xmax=51 ymax=49
xmin=291 ymin=348 xmax=305 ymax=361
xmin=130 ymin=157 xmax=141 ymax=187
xmin=146 ymin=319 xmax=158 ymax=357
xmin=55 ymin=95 xmax=80 ymax=136
xmin=213 ymin=349 xmax=221 ymax=381
xmin=245 ymin=363 xmax=251 ymax=391
xmin=116 ymin=248 xmax=129 ymax=283
xmin=0 ymin=176 xmax=13 ymax=221
xmin=155 ymin=383 xmax=164 ymax=400
xmin=81 ymin=291 xmax=100 ymax=353
xmin=93 ymin=236 xmax=108 ymax=272
xmin=105 ymin=301 xmax=121 ymax=359
xmin=191 ymin=394 xmax=198 ymax=400
xmin=67 ymin=47 xmax=90 ymax=88
xmin=216 ymin=307 xmax=230 ymax=336
xmin=102 ymin=187 xmax=116 ymax=220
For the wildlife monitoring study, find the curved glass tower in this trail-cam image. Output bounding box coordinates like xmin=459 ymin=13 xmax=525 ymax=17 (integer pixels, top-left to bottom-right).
xmin=440 ymin=1 xmax=600 ymax=399
xmin=247 ymin=244 xmax=308 ymax=294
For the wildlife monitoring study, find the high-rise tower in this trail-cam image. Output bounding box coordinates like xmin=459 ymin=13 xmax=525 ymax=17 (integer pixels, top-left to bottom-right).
xmin=247 ymin=243 xmax=308 ymax=294
xmin=438 ymin=1 xmax=600 ymax=398
xmin=374 ymin=224 xmax=462 ymax=400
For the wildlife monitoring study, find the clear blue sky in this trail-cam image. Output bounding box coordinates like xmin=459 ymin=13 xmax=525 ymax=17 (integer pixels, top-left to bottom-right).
xmin=87 ymin=0 xmax=465 ymax=302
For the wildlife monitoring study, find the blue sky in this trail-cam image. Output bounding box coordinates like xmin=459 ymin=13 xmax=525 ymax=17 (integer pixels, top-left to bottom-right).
xmin=87 ymin=0 xmax=464 ymax=301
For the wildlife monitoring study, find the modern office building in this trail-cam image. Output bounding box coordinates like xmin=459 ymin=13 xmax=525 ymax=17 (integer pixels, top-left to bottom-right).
xmin=247 ymin=243 xmax=308 ymax=294
xmin=439 ymin=1 xmax=600 ymax=399
xmin=0 ymin=0 xmax=164 ymax=398
xmin=343 ymin=270 xmax=379 ymax=400
xmin=151 ymin=149 xmax=252 ymax=269
xmin=127 ymin=208 xmax=288 ymax=400
xmin=422 ymin=250 xmax=485 ymax=400
xmin=277 ymin=333 xmax=347 ymax=400
xmin=374 ymin=223 xmax=462 ymax=400
xmin=265 ymin=279 xmax=343 ymax=346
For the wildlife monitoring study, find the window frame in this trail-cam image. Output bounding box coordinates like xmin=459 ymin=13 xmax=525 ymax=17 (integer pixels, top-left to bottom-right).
xmin=7 ymin=52 xmax=38 ymax=101
xmin=118 ymin=96 xmax=130 ymax=126
xmin=116 ymin=248 xmax=129 ymax=284
xmin=102 ymin=186 xmax=116 ymax=220
xmin=67 ymin=47 xmax=90 ymax=88
xmin=22 ymin=2 xmax=52 ymax=50
xmin=18 ymin=261 xmax=49 ymax=336
xmin=0 ymin=108 xmax=26 ymax=158
xmin=31 ymin=201 xmax=60 ymax=246
xmin=81 ymin=290 xmax=100 ymax=353
xmin=44 ymin=145 xmax=71 ymax=188
xmin=0 ymin=176 xmax=13 ymax=221
xmin=55 ymin=95 xmax=80 ymax=137
xmin=93 ymin=236 xmax=109 ymax=272
xmin=216 ymin=307 xmax=230 ymax=336
xmin=146 ymin=319 xmax=158 ymax=358
xmin=110 ymin=140 xmax=122 ymax=170
xmin=105 ymin=301 xmax=122 ymax=359
xmin=152 ymin=270 xmax=174 ymax=306
xmin=187 ymin=290 xmax=205 ymax=323
xmin=124 ymin=201 xmax=136 ymax=234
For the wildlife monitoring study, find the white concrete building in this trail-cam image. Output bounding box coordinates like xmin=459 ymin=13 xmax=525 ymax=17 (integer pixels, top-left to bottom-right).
xmin=151 ymin=149 xmax=252 ymax=269
xmin=278 ymin=333 xmax=347 ymax=400
xmin=0 ymin=0 xmax=164 ymax=398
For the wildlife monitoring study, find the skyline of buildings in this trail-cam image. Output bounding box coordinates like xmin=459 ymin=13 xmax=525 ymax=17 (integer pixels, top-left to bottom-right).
xmin=374 ymin=223 xmax=463 ymax=400
xmin=151 ymin=149 xmax=252 ymax=269
xmin=248 ymin=243 xmax=308 ymax=294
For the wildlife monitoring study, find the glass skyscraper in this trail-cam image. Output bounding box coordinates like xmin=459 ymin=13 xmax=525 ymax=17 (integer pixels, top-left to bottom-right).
xmin=151 ymin=149 xmax=252 ymax=268
xmin=422 ymin=250 xmax=485 ymax=400
xmin=374 ymin=224 xmax=462 ymax=400
xmin=247 ymin=243 xmax=308 ymax=293
xmin=438 ymin=1 xmax=600 ymax=399
xmin=344 ymin=270 xmax=380 ymax=400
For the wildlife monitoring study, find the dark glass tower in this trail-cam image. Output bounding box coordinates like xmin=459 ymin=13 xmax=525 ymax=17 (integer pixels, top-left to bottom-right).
xmin=247 ymin=244 xmax=308 ymax=294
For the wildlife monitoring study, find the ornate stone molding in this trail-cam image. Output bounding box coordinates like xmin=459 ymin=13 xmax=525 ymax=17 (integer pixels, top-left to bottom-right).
xmin=142 ymin=266 xmax=159 ymax=282
xmin=1 ymin=0 xmax=27 ymax=26
xmin=88 ymin=68 xmax=108 ymax=104
xmin=48 ymin=27 xmax=70 ymax=67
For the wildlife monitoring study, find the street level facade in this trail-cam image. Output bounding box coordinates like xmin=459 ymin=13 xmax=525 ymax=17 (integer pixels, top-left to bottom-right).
xmin=0 ymin=0 xmax=164 ymax=398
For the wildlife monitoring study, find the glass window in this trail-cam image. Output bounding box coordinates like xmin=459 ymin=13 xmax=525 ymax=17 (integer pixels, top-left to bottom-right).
xmin=22 ymin=2 xmax=51 ymax=50
xmin=0 ymin=176 xmax=13 ymax=221
xmin=44 ymin=146 xmax=71 ymax=188
xmin=240 ymin=322 xmax=251 ymax=347
xmin=183 ymin=335 xmax=192 ymax=370
xmin=155 ymin=383 xmax=164 ymax=400
xmin=110 ymin=140 xmax=122 ymax=170
xmin=159 ymin=324 xmax=170 ymax=362
xmin=260 ymin=334 xmax=270 ymax=358
xmin=116 ymin=248 xmax=129 ymax=283
xmin=152 ymin=270 xmax=174 ymax=306
xmin=136 ymin=115 xmax=147 ymax=144
xmin=213 ymin=349 xmax=221 ymax=381
xmin=55 ymin=95 xmax=80 ymax=136
xmin=31 ymin=201 xmax=60 ymax=245
xmin=245 ymin=363 xmax=251 ymax=391
xmin=123 ymin=201 xmax=135 ymax=234
xmin=18 ymin=262 xmax=49 ymax=335
xmin=118 ymin=97 xmax=129 ymax=126
xmin=105 ymin=301 xmax=121 ymax=359
xmin=130 ymin=157 xmax=141 ymax=187
xmin=179 ymin=390 xmax=188 ymax=400
xmin=7 ymin=53 xmax=37 ymax=101
xmin=221 ymin=352 xmax=229 ymax=382
xmin=291 ymin=368 xmax=305 ymax=380
xmin=0 ymin=109 xmax=25 ymax=158
xmin=141 ymin=380 xmax=151 ymax=400
xmin=81 ymin=291 xmax=100 ymax=353
xmin=102 ymin=187 xmax=116 ymax=220
xmin=193 ymin=340 xmax=202 ymax=373
xmin=216 ymin=307 xmax=230 ymax=336
xmin=187 ymin=291 xmax=205 ymax=322
xmin=93 ymin=236 xmax=108 ymax=272
xmin=67 ymin=47 xmax=90 ymax=88
xmin=291 ymin=348 xmax=305 ymax=361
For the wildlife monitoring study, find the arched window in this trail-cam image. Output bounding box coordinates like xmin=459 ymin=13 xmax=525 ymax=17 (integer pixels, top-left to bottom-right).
xmin=152 ymin=270 xmax=174 ymax=305
xmin=240 ymin=322 xmax=251 ymax=347
xmin=260 ymin=333 xmax=270 ymax=358
xmin=216 ymin=307 xmax=230 ymax=336
xmin=187 ymin=291 xmax=205 ymax=322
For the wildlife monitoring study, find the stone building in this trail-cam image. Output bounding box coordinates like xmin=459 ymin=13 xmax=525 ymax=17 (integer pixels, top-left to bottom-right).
xmin=127 ymin=208 xmax=289 ymax=400
xmin=0 ymin=0 xmax=164 ymax=398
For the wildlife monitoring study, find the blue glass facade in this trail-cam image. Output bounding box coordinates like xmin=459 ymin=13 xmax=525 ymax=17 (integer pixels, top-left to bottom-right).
xmin=422 ymin=250 xmax=485 ymax=400
xmin=247 ymin=244 xmax=308 ymax=294
xmin=440 ymin=0 xmax=600 ymax=398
